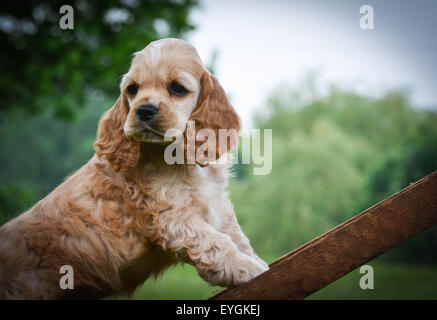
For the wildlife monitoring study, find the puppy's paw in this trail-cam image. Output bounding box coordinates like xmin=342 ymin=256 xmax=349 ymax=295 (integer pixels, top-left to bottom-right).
xmin=231 ymin=254 xmax=269 ymax=287
xmin=254 ymin=256 xmax=269 ymax=271
xmin=200 ymin=253 xmax=269 ymax=288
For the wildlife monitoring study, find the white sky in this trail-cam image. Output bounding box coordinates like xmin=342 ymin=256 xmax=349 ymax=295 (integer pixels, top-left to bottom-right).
xmin=188 ymin=0 xmax=437 ymax=128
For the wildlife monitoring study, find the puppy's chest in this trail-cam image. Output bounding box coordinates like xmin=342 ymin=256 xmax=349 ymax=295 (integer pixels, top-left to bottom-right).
xmin=150 ymin=166 xmax=227 ymax=229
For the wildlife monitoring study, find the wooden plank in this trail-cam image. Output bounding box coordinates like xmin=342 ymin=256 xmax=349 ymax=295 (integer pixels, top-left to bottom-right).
xmin=211 ymin=171 xmax=437 ymax=300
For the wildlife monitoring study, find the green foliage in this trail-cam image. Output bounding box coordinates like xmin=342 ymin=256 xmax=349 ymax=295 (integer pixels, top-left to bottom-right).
xmin=232 ymin=78 xmax=437 ymax=262
xmin=0 ymin=1 xmax=198 ymax=119
xmin=0 ymin=184 xmax=36 ymax=225
xmin=0 ymin=96 xmax=108 ymax=213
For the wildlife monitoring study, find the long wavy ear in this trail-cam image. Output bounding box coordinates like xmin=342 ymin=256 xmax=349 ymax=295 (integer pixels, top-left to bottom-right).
xmin=94 ymin=95 xmax=140 ymax=172
xmin=186 ymin=72 xmax=241 ymax=165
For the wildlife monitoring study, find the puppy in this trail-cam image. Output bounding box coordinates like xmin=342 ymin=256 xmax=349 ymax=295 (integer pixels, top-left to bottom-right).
xmin=0 ymin=38 xmax=268 ymax=299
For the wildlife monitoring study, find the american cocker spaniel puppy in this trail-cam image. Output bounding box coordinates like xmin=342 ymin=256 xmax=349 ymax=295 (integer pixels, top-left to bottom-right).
xmin=0 ymin=38 xmax=268 ymax=299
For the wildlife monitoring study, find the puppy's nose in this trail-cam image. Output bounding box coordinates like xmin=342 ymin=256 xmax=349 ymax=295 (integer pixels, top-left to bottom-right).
xmin=136 ymin=104 xmax=157 ymax=122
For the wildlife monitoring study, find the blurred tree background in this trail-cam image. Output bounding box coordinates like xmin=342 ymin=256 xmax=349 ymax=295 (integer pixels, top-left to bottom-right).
xmin=231 ymin=76 xmax=437 ymax=265
xmin=0 ymin=0 xmax=196 ymax=119
xmin=0 ymin=1 xmax=436 ymax=299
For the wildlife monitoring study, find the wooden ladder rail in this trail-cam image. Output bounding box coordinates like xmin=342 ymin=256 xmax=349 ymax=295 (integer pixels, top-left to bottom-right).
xmin=210 ymin=171 xmax=437 ymax=300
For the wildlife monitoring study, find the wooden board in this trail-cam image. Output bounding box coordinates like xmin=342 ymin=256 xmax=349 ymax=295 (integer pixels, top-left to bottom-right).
xmin=211 ymin=171 xmax=437 ymax=300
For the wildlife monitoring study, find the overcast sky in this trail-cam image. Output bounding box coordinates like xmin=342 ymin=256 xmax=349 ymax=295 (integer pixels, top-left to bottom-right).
xmin=187 ymin=0 xmax=437 ymax=127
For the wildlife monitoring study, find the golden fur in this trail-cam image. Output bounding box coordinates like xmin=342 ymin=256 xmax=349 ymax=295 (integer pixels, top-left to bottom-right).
xmin=0 ymin=39 xmax=268 ymax=299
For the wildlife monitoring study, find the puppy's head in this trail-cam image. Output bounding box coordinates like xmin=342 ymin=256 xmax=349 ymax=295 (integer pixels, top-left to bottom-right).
xmin=94 ymin=38 xmax=240 ymax=171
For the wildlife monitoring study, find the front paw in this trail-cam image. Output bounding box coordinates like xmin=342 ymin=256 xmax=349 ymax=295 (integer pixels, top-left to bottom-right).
xmin=254 ymin=256 xmax=269 ymax=271
xmin=236 ymin=255 xmax=269 ymax=285
xmin=200 ymin=253 xmax=269 ymax=288
xmin=214 ymin=254 xmax=268 ymax=287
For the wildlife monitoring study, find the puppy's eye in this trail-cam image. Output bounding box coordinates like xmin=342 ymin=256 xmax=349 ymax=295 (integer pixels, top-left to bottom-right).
xmin=127 ymin=84 xmax=138 ymax=96
xmin=168 ymin=82 xmax=189 ymax=97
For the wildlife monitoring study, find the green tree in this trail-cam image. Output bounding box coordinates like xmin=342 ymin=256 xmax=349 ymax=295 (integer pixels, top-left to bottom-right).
xmin=0 ymin=0 xmax=198 ymax=119
xmin=232 ymin=79 xmax=437 ymax=263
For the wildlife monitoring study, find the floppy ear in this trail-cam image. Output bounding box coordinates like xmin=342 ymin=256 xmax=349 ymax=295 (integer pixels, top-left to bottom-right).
xmin=186 ymin=72 xmax=241 ymax=165
xmin=94 ymin=95 xmax=141 ymax=172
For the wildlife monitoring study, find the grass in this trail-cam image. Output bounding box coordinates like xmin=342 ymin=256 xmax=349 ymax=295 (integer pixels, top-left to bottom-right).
xmin=122 ymin=264 xmax=221 ymax=300
xmin=112 ymin=255 xmax=437 ymax=300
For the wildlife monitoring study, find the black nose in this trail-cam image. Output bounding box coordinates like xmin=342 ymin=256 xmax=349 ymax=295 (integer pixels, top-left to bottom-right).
xmin=136 ymin=104 xmax=157 ymax=122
